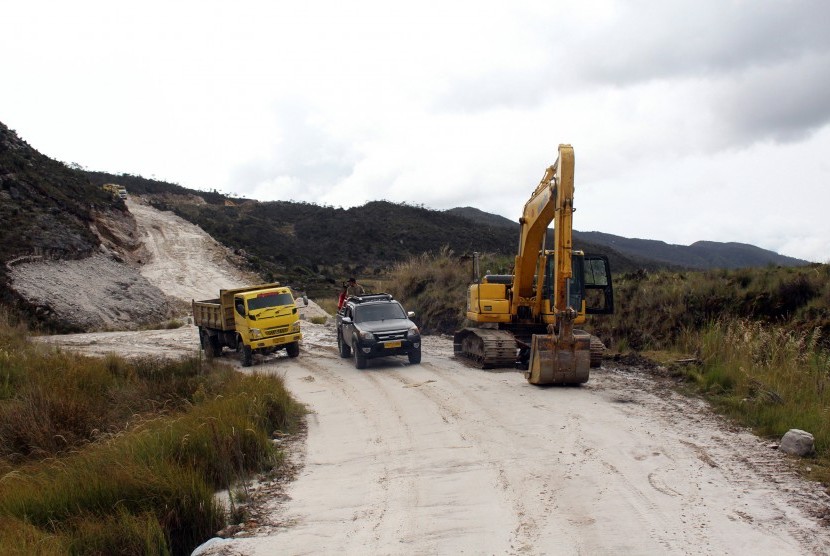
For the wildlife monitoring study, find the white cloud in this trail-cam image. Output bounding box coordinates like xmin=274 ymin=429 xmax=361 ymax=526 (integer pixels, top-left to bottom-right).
xmin=2 ymin=0 xmax=829 ymax=262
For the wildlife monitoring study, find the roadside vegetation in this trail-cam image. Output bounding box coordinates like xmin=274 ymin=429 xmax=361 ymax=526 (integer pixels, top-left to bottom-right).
xmin=381 ymin=251 xmax=830 ymax=490
xmin=0 ymin=309 xmax=304 ymax=555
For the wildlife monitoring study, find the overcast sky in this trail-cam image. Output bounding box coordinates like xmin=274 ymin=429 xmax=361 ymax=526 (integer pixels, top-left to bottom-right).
xmin=2 ymin=1 xmax=829 ymax=262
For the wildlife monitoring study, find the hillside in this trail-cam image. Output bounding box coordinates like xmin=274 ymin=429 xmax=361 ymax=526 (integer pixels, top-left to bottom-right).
xmin=576 ymin=231 xmax=808 ymax=269
xmin=0 ymin=123 xmax=116 ymax=264
xmin=447 ymin=207 xmax=808 ymax=269
xmin=0 ymin=123 xmax=135 ymax=322
xmin=85 ymin=174 xmax=653 ymax=290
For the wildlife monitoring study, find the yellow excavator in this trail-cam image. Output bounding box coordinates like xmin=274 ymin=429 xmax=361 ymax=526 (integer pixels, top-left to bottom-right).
xmin=453 ymin=144 xmax=613 ymax=385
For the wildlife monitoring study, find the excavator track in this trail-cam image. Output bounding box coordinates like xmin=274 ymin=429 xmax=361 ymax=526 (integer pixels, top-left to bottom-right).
xmin=589 ymin=334 xmax=605 ymax=369
xmin=453 ymin=328 xmax=517 ymax=369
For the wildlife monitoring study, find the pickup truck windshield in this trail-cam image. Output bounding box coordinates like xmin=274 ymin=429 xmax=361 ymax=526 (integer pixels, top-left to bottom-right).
xmin=355 ymin=303 xmax=406 ymax=323
xmin=248 ymin=292 xmax=294 ymax=311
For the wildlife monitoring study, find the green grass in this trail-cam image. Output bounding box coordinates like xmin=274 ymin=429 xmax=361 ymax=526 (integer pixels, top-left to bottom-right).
xmin=387 ymin=247 xmax=511 ymax=334
xmin=315 ymin=297 xmax=339 ymax=317
xmin=673 ymin=318 xmax=830 ymax=486
xmin=0 ymin=308 xmax=305 ymax=555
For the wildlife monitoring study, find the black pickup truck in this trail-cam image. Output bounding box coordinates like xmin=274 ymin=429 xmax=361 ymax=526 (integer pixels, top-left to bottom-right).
xmin=336 ymin=293 xmax=421 ymax=369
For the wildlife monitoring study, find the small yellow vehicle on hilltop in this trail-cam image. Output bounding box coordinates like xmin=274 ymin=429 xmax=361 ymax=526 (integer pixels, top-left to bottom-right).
xmin=102 ymin=183 xmax=127 ymax=200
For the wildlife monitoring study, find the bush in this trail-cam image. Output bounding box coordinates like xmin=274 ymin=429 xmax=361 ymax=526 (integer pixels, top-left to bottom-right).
xmin=386 ymin=247 xmax=512 ymax=334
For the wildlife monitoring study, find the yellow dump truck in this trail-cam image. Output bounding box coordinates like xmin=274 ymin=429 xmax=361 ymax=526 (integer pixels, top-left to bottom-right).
xmin=102 ymin=183 xmax=128 ymax=199
xmin=192 ymin=283 xmax=302 ymax=366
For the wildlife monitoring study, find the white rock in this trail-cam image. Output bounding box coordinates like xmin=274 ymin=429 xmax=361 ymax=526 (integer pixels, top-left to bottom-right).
xmin=779 ymin=429 xmax=815 ymax=457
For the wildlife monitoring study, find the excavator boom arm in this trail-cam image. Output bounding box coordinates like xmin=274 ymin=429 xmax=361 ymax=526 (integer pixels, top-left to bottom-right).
xmin=512 ymin=144 xmax=575 ymax=315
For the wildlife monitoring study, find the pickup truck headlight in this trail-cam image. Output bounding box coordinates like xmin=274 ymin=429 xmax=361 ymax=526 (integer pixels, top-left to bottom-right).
xmin=406 ymin=325 xmax=420 ymax=340
xmin=250 ymin=328 xmax=262 ymax=339
xmin=358 ymin=330 xmax=375 ymax=342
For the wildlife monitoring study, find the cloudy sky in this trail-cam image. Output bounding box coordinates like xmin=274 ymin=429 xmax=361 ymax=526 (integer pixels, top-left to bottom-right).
xmin=2 ymin=1 xmax=829 ymax=262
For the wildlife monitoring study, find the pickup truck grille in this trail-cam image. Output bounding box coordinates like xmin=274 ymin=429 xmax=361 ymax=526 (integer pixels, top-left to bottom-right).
xmin=375 ymin=330 xmax=407 ymax=342
xmin=266 ymin=326 xmax=289 ymax=336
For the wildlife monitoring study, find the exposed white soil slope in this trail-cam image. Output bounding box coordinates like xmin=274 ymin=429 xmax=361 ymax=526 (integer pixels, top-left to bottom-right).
xmin=9 ymin=198 xmax=259 ymax=329
xmin=128 ymin=198 xmax=259 ymax=303
xmin=10 ymin=253 xmax=171 ymax=330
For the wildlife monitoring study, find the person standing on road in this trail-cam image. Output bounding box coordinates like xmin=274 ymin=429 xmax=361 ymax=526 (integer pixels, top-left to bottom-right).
xmin=345 ymin=277 xmax=365 ymax=297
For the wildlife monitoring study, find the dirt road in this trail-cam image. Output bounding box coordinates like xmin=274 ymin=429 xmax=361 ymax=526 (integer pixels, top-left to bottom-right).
xmin=47 ymin=322 xmax=830 ymax=555
xmin=34 ymin=203 xmax=830 ymax=555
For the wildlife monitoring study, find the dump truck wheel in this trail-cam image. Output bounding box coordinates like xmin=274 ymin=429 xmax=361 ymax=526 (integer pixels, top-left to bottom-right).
xmin=201 ymin=331 xmax=217 ymax=358
xmin=286 ymin=342 xmax=300 ymax=358
xmin=239 ymin=337 xmax=253 ymax=367
xmin=338 ymin=333 xmax=351 ymax=358
xmin=241 ymin=346 xmax=253 ymax=367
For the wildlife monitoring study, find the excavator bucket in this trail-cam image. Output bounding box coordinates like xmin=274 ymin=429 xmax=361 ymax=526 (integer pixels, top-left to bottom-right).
xmin=525 ymin=329 xmax=591 ymax=385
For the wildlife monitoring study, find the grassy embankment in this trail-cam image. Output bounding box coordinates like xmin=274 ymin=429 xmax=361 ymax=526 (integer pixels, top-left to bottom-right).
xmin=374 ymin=249 xmax=830 ymax=490
xmin=0 ymin=310 xmax=304 ymax=555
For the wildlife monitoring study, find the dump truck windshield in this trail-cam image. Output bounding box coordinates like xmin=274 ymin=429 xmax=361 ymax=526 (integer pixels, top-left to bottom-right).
xmin=248 ymin=292 xmax=294 ymax=311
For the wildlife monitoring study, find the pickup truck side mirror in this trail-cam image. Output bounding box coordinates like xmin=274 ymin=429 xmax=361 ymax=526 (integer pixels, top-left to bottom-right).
xmin=341 ymin=316 xmax=353 ymax=325
xmin=407 ymin=311 xmax=415 ymax=318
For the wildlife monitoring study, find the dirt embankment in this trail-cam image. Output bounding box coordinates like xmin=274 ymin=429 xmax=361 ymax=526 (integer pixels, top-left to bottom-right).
xmin=30 ymin=200 xmax=830 ymax=556
xmin=9 ymin=198 xmax=258 ymax=330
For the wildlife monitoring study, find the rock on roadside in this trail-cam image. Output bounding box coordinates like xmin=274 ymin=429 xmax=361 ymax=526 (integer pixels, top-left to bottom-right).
xmin=779 ymin=429 xmax=815 ymax=457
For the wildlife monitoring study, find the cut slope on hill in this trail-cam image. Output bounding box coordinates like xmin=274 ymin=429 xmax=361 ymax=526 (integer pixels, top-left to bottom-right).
xmin=9 ymin=199 xmax=260 ymax=331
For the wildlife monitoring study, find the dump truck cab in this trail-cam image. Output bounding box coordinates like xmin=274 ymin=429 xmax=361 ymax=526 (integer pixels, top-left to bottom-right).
xmin=193 ymin=283 xmax=302 ymax=367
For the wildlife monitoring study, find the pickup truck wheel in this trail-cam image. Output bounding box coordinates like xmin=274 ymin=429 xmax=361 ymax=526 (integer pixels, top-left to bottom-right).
xmin=286 ymin=342 xmax=300 ymax=358
xmin=353 ymin=339 xmax=367 ymax=370
xmin=241 ymin=343 xmax=253 ymax=367
xmin=408 ymin=347 xmax=421 ymax=365
xmin=338 ymin=333 xmax=351 ymax=358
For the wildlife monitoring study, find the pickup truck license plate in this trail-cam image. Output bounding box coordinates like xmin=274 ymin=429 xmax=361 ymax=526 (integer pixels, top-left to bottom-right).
xmin=384 ymin=340 xmax=402 ymax=348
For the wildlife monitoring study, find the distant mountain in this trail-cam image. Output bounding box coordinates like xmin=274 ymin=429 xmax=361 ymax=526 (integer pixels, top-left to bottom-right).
xmin=447 ymin=207 xmax=808 ymax=269
xmin=446 ymin=207 xmax=659 ymax=272
xmin=574 ymin=232 xmax=808 ymax=269
xmin=447 ymin=206 xmax=516 ymax=229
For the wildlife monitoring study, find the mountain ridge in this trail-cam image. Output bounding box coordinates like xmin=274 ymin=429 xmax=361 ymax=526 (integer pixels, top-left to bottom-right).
xmin=446 ymin=207 xmax=807 ymax=269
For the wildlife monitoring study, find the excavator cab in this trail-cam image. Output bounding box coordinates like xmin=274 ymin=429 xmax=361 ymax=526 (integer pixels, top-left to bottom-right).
xmin=563 ymin=253 xmax=614 ymax=316
xmin=539 ymin=251 xmax=613 ymax=319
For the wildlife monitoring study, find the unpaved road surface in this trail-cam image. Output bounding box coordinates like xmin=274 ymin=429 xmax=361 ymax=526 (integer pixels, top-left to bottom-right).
xmin=34 ymin=203 xmax=830 ymax=555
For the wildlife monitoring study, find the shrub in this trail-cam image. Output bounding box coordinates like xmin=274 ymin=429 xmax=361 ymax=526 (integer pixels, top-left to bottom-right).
xmin=387 ymin=247 xmax=511 ymax=334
